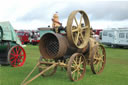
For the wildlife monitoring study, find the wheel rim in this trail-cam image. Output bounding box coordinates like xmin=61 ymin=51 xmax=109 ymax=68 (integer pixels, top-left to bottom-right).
xmin=38 ymin=56 xmax=57 ymax=76
xmin=66 ymin=10 xmax=90 ymax=48
xmin=8 ymin=45 xmax=26 ymax=67
xmin=91 ymin=45 xmax=106 ymax=74
xmin=67 ymin=53 xmax=86 ymax=81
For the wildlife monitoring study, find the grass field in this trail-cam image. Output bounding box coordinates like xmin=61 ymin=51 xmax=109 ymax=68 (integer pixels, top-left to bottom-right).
xmin=0 ymin=45 xmax=128 ymax=85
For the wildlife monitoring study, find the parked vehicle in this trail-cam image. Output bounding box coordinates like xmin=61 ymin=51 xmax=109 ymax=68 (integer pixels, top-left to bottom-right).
xmin=93 ymin=29 xmax=102 ymax=35
xmin=30 ymin=30 xmax=40 ymax=45
xmin=101 ymin=28 xmax=128 ymax=48
xmin=38 ymin=27 xmax=53 ymax=37
xmin=17 ymin=31 xmax=30 ymax=44
xmin=0 ymin=21 xmax=26 ymax=67
xmin=91 ymin=29 xmax=102 ymax=42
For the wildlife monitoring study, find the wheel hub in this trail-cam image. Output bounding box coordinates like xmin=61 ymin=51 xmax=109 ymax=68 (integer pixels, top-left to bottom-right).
xmin=15 ymin=55 xmax=19 ymax=58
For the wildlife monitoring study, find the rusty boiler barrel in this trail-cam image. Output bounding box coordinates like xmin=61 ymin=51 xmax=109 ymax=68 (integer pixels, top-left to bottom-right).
xmin=39 ymin=33 xmax=86 ymax=59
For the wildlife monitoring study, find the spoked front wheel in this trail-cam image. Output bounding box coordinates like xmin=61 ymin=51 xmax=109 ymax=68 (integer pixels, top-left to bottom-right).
xmin=8 ymin=45 xmax=26 ymax=67
xmin=67 ymin=53 xmax=86 ymax=81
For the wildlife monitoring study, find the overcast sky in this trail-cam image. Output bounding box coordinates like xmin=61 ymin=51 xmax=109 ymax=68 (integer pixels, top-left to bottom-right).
xmin=0 ymin=0 xmax=128 ymax=30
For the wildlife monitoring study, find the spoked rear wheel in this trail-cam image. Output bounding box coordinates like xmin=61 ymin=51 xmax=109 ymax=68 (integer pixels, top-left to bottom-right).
xmin=38 ymin=56 xmax=57 ymax=76
xmin=8 ymin=45 xmax=26 ymax=67
xmin=90 ymin=45 xmax=106 ymax=74
xmin=67 ymin=53 xmax=86 ymax=81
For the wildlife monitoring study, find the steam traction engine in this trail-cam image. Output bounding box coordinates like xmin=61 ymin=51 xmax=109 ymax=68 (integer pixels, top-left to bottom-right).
xmin=0 ymin=22 xmax=26 ymax=67
xmin=22 ymin=10 xmax=106 ymax=85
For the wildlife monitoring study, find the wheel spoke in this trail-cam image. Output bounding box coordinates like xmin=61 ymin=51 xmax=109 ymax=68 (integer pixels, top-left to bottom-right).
xmin=73 ymin=72 xmax=76 ymax=80
xmin=77 ymin=70 xmax=79 ymax=80
xmin=79 ymin=56 xmax=82 ymax=66
xmin=79 ymin=13 xmax=83 ymax=25
xmin=12 ymin=50 xmax=16 ymax=55
xmin=72 ymin=69 xmax=77 ymax=74
xmin=97 ymin=62 xmax=101 ymax=72
xmin=74 ymin=16 xmax=78 ymax=26
xmin=100 ymin=54 xmax=104 ymax=58
xmin=99 ymin=61 xmax=102 ymax=69
xmin=72 ymin=69 xmax=77 ymax=80
xmin=10 ymin=53 xmax=15 ymax=56
xmin=17 ymin=58 xmax=21 ymax=63
xmin=18 ymin=56 xmax=23 ymax=61
xmin=80 ymin=61 xmax=83 ymax=65
xmin=20 ymin=54 xmax=24 ymax=57
xmin=94 ymin=55 xmax=99 ymax=60
xmin=20 ymin=57 xmax=24 ymax=60
xmin=75 ymin=56 xmax=78 ymax=63
xmin=17 ymin=48 xmax=21 ymax=54
xmin=10 ymin=57 xmax=15 ymax=59
xmin=80 ymin=33 xmax=84 ymax=42
xmin=94 ymin=57 xmax=100 ymax=60
xmin=11 ymin=58 xmax=16 ymax=65
xmin=75 ymin=55 xmax=78 ymax=65
xmin=73 ymin=60 xmax=77 ymax=65
xmin=79 ymin=60 xmax=84 ymax=71
xmin=72 ymin=28 xmax=79 ymax=32
xmin=82 ymin=26 xmax=88 ymax=31
xmin=71 ymin=65 xmax=76 ymax=68
xmin=95 ymin=61 xmax=100 ymax=72
xmin=80 ymin=67 xmax=84 ymax=70
xmin=11 ymin=58 xmax=16 ymax=63
xmin=101 ymin=59 xmax=104 ymax=63
xmin=78 ymin=71 xmax=82 ymax=77
xmin=98 ymin=61 xmax=102 ymax=72
xmin=93 ymin=60 xmax=97 ymax=64
xmin=75 ymin=32 xmax=80 ymax=44
xmin=16 ymin=47 xmax=18 ymax=54
xmin=19 ymin=49 xmax=23 ymax=55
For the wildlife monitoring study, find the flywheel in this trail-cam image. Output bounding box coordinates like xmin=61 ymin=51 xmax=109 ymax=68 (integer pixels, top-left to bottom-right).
xmin=66 ymin=10 xmax=90 ymax=48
